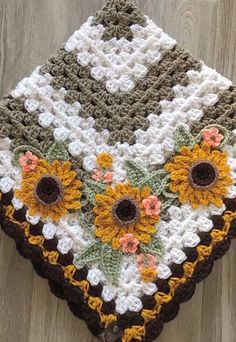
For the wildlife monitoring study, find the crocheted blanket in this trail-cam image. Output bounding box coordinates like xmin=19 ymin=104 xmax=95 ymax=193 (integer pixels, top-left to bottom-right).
xmin=0 ymin=1 xmax=235 ymax=341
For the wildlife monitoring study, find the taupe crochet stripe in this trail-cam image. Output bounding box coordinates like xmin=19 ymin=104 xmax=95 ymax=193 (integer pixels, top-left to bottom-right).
xmin=92 ymin=0 xmax=147 ymax=41
xmin=40 ymin=45 xmax=202 ymax=145
xmin=191 ymin=86 xmax=236 ymax=133
xmin=0 ymin=97 xmax=53 ymax=153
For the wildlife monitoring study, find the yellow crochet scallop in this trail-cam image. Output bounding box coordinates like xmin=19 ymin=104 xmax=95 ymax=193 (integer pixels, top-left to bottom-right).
xmin=140 ymin=267 xmax=157 ymax=282
xmin=165 ymin=142 xmax=233 ymax=208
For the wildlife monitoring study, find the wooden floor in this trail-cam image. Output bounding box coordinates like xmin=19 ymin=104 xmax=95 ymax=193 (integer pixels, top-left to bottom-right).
xmin=0 ymin=0 xmax=236 ymax=341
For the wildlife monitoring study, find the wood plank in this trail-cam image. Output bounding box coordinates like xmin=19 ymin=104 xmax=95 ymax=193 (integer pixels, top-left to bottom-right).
xmin=0 ymin=1 xmax=235 ymax=341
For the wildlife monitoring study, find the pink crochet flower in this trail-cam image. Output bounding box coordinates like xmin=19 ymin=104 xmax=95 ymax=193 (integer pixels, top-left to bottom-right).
xmin=202 ymin=127 xmax=224 ymax=147
xmin=119 ymin=233 xmax=139 ymax=253
xmin=137 ymin=253 xmax=157 ymax=271
xmin=103 ymin=171 xmax=114 ymax=183
xmin=19 ymin=151 xmax=38 ymax=172
xmin=142 ymin=196 xmax=161 ymax=216
xmin=92 ymin=169 xmax=102 ymax=182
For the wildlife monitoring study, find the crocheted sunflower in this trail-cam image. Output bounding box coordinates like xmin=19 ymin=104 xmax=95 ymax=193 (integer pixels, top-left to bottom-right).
xmin=15 ymin=160 xmax=82 ymax=221
xmin=1 ymin=1 xmax=236 ymax=341
xmin=165 ymin=142 xmax=233 ymax=208
xmin=93 ymin=183 xmax=160 ymax=249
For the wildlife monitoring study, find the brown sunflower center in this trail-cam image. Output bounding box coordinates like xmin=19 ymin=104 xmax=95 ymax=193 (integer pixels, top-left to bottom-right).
xmin=35 ymin=175 xmax=64 ymax=205
xmin=112 ymin=196 xmax=140 ymax=226
xmin=189 ymin=161 xmax=219 ymax=189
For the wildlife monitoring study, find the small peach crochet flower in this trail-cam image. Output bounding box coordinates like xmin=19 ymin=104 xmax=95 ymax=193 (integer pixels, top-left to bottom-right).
xmin=137 ymin=253 xmax=156 ymax=271
xmin=96 ymin=152 xmax=113 ymax=169
xmin=104 ymin=171 xmax=114 ymax=183
xmin=202 ymin=127 xmax=223 ymax=147
xmin=119 ymin=233 xmax=139 ymax=253
xmin=19 ymin=151 xmax=38 ymax=172
xmin=142 ymin=196 xmax=161 ymax=216
xmin=92 ymin=169 xmax=102 ymax=182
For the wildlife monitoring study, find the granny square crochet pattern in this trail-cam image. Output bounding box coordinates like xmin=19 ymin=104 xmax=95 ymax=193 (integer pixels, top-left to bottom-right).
xmin=1 ymin=1 xmax=236 ymax=341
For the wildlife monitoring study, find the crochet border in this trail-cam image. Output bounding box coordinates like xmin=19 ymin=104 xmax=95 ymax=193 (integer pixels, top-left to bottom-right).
xmin=1 ymin=191 xmax=235 ymax=341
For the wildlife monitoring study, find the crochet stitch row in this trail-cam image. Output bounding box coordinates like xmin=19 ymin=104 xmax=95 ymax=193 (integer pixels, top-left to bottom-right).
xmin=1 ymin=1 xmax=236 ymax=341
xmin=1 ymin=190 xmax=235 ymax=341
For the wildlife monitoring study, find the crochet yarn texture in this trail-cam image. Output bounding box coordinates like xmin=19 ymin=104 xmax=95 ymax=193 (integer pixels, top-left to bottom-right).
xmin=0 ymin=1 xmax=236 ymax=341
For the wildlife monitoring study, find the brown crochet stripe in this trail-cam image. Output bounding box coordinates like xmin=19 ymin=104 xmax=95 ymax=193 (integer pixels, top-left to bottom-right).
xmin=1 ymin=189 xmax=235 ymax=342
xmin=191 ymin=85 xmax=236 ymax=133
xmin=0 ymin=192 xmax=117 ymax=336
xmin=0 ymin=97 xmax=54 ymax=153
xmin=0 ymin=44 xmax=202 ymax=151
xmin=92 ymin=0 xmax=147 ymax=41
xmin=40 ymin=44 xmax=202 ymax=145
xmin=124 ymin=198 xmax=236 ymax=341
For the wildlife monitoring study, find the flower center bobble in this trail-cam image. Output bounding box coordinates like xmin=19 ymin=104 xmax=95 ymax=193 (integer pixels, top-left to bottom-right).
xmin=189 ymin=161 xmax=218 ymax=189
xmin=112 ymin=196 xmax=139 ymax=226
xmin=35 ymin=176 xmax=63 ymax=205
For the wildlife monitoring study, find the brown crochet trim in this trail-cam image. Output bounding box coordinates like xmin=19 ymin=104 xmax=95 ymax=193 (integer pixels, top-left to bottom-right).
xmin=1 ymin=189 xmax=235 ymax=341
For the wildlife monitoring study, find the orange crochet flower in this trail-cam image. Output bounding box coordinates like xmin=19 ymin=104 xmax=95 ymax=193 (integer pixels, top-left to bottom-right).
xmin=119 ymin=233 xmax=139 ymax=253
xmin=19 ymin=151 xmax=38 ymax=172
xmin=15 ymin=159 xmax=82 ymax=221
xmin=137 ymin=253 xmax=157 ymax=282
xmin=202 ymin=127 xmax=224 ymax=147
xmin=92 ymin=169 xmax=102 ymax=182
xmin=137 ymin=253 xmax=156 ymax=271
xmin=142 ymin=195 xmax=161 ymax=216
xmin=103 ymin=171 xmax=114 ymax=183
xmin=96 ymin=152 xmax=113 ymax=169
xmin=165 ymin=142 xmax=233 ymax=208
xmin=94 ymin=183 xmax=160 ymax=249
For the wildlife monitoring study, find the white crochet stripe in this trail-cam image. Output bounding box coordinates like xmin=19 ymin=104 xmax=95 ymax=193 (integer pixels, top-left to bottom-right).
xmin=8 ymin=63 xmax=232 ymax=184
xmin=132 ymin=65 xmax=232 ymax=168
xmin=64 ymin=16 xmax=176 ymax=93
xmin=0 ymin=40 xmax=235 ymax=316
xmin=8 ymin=158 xmax=236 ymax=316
xmin=1 ymin=133 xmax=236 ymax=316
xmin=0 ymin=138 xmax=22 ymax=192
xmin=8 ymin=182 xmax=236 ymax=315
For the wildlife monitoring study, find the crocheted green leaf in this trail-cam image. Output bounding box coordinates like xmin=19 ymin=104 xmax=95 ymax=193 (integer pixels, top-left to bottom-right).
xmin=140 ymin=236 xmax=164 ymax=258
xmin=162 ymin=189 xmax=179 ymax=199
xmin=174 ymin=125 xmax=196 ymax=151
xmin=140 ymin=170 xmax=170 ymax=195
xmin=78 ymin=211 xmax=94 ymax=228
xmin=73 ymin=241 xmax=102 ymax=267
xmin=160 ymin=197 xmax=178 ymax=212
xmin=125 ymin=161 xmax=177 ymax=213
xmin=125 ymin=160 xmax=147 ymax=187
xmin=101 ymin=244 xmax=122 ymax=284
xmin=12 ymin=145 xmax=44 ymax=165
xmin=83 ymin=179 xmax=106 ymax=205
xmin=46 ymin=141 xmax=69 ymax=163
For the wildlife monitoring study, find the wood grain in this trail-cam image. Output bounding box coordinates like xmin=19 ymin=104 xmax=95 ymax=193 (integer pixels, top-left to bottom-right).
xmin=0 ymin=1 xmax=236 ymax=341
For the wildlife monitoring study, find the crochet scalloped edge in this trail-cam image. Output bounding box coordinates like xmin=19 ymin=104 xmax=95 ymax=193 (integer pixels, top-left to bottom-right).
xmin=1 ymin=192 xmax=236 ymax=341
